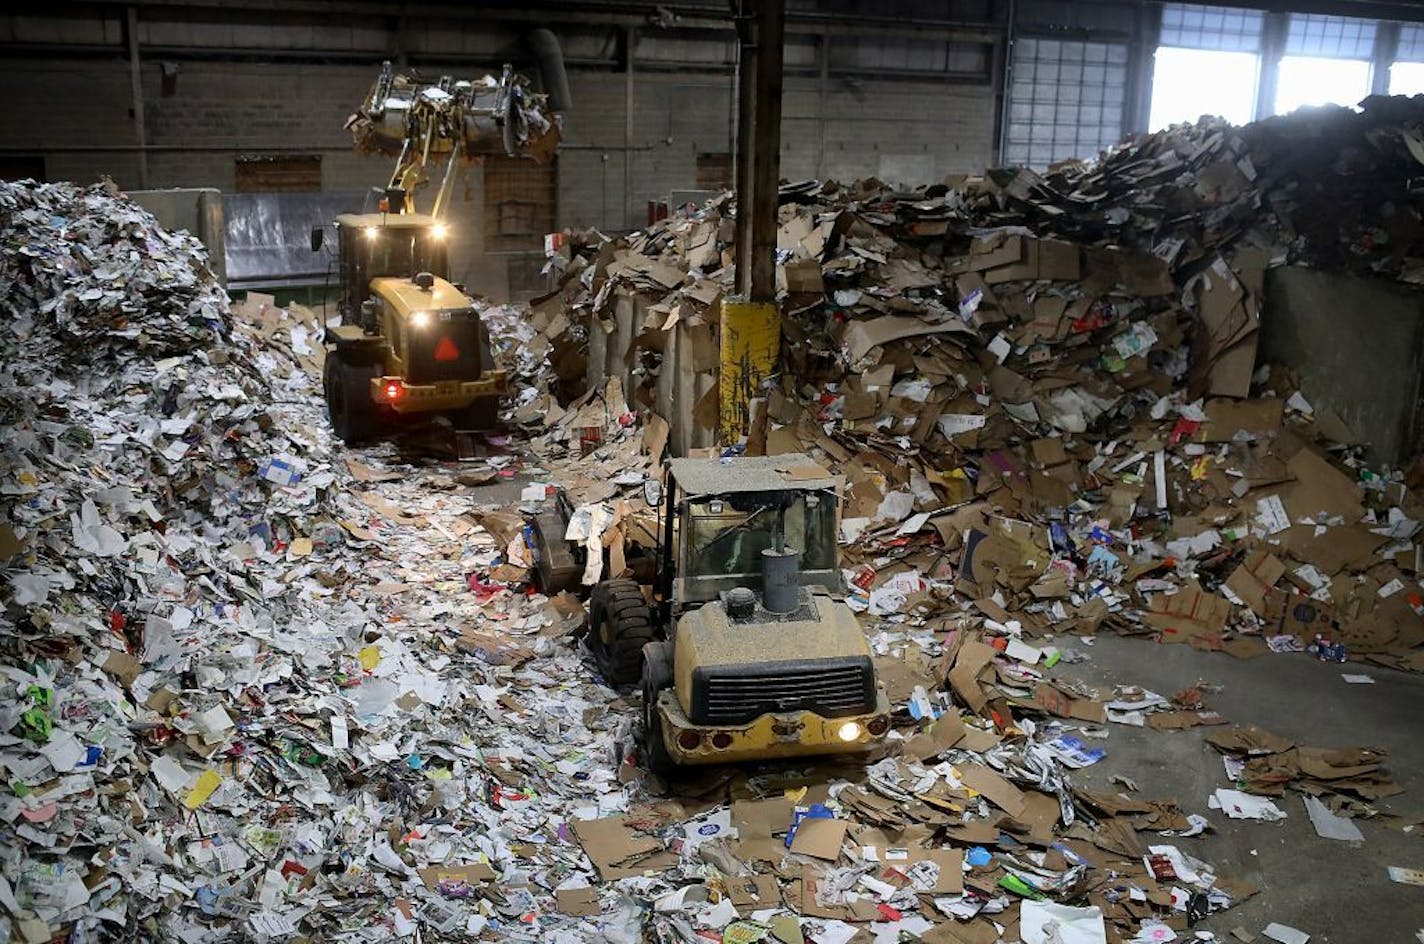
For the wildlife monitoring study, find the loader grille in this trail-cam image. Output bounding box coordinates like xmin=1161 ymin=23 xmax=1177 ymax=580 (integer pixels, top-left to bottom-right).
xmin=690 ymin=657 xmax=876 ymax=726
xmin=406 ymin=312 xmax=483 ymax=384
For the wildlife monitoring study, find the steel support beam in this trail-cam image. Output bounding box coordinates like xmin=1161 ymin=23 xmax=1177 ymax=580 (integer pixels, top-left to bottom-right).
xmin=721 ymin=0 xmax=783 ymax=445
xmin=126 ymin=6 xmax=149 ymax=188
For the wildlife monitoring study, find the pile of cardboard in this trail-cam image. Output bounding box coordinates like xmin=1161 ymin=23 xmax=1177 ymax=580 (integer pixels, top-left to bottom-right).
xmin=534 ymin=96 xmax=1424 ymax=672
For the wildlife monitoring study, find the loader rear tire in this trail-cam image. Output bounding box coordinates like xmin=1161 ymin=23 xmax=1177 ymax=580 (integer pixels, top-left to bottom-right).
xmin=589 ymin=578 xmax=654 ymax=687
xmin=454 ymin=396 xmax=500 ymax=431
xmin=324 ymin=351 xmax=382 ymax=444
xmin=640 ymin=641 xmax=675 ymax=779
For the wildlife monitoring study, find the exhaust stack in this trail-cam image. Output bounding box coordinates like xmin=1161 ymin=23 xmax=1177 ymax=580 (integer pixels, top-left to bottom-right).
xmin=761 ymin=547 xmax=800 ymax=614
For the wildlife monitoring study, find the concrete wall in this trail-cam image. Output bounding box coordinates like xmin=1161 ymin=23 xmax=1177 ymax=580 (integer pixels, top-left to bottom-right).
xmin=555 ymin=70 xmax=997 ymax=232
xmin=128 ymin=187 xmax=226 ymax=284
xmin=1262 ymin=266 xmax=1424 ymax=467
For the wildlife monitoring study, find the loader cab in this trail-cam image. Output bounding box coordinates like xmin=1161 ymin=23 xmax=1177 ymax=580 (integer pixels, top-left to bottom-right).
xmin=331 ymin=212 xmax=450 ymax=320
xmin=654 ymin=456 xmax=843 ymax=620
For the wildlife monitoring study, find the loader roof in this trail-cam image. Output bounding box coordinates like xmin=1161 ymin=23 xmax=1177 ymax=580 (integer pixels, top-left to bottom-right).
xmin=668 ymin=454 xmax=839 ymax=497
xmin=334 ymin=212 xmax=441 ymax=230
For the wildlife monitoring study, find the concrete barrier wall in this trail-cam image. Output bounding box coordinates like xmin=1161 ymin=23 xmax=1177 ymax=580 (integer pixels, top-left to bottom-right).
xmin=128 ymin=187 xmax=226 ymax=285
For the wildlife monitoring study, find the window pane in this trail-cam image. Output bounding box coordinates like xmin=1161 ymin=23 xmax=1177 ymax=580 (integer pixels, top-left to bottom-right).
xmin=1150 ymin=47 xmax=1259 ymax=129
xmin=1275 ymin=56 xmax=1371 ymax=114
xmin=1006 ymin=37 xmax=1128 ymax=167
xmin=1398 ymin=24 xmax=1424 ymax=62
xmin=1285 ymin=13 xmax=1376 ymax=59
xmin=1161 ymin=2 xmax=1263 ymax=52
xmin=1390 ymin=61 xmax=1424 ymax=95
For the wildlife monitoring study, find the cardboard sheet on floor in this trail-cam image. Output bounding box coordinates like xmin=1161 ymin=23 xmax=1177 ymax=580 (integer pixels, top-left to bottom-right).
xmin=1225 ymin=551 xmax=1286 ymax=618
xmin=572 ymin=815 xmax=678 ymax=879
xmin=949 ymin=640 xmax=998 ymax=714
xmin=1272 ymin=524 xmax=1388 ymax=575
xmin=1032 ymin=683 xmax=1107 ymax=723
xmin=554 ymin=887 xmax=601 ymax=916
xmin=1205 ymin=725 xmax=1293 ymax=756
xmin=732 ymin=797 xmax=794 ymax=837
xmin=956 ymin=762 xmax=1027 ymax=818
xmin=1200 ymin=398 xmax=1283 ymax=441
xmin=1277 ymin=447 xmax=1364 ymax=523
xmin=789 ymin=816 xmax=849 ymax=860
xmin=1145 ymin=583 xmax=1231 ymax=642
xmin=903 ymin=712 xmax=968 ymax=761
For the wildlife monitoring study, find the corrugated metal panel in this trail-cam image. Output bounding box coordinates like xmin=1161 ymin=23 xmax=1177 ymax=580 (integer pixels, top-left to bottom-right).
xmin=828 ymin=36 xmax=990 ymax=78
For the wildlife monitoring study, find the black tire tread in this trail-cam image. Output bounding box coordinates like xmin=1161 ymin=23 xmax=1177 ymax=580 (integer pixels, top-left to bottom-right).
xmin=641 ymin=641 xmax=675 ymax=778
xmin=325 ymin=350 xmax=382 ymax=444
xmin=591 ymin=579 xmax=653 ymax=686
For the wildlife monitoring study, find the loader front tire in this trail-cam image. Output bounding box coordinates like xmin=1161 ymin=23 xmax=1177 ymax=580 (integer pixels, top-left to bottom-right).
xmin=324 ymin=351 xmax=381 ymax=444
xmin=589 ymin=579 xmax=654 ymax=687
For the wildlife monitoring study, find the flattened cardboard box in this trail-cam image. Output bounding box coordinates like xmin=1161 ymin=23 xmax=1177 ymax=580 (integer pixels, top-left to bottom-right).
xmin=1224 ymin=550 xmax=1286 ymax=618
xmin=1145 ymin=583 xmax=1231 ymax=641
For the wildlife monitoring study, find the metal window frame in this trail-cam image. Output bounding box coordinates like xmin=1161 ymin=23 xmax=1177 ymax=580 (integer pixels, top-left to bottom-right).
xmin=1285 ymin=12 xmax=1378 ymax=59
xmin=1004 ymin=35 xmax=1130 ymax=168
xmin=1160 ymin=2 xmax=1264 ymax=53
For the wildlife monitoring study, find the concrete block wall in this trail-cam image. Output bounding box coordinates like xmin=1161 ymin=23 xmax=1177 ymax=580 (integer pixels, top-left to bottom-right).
xmin=0 ymin=8 xmax=999 ymax=300
xmin=1 ymin=56 xmax=995 ymax=226
xmin=555 ymin=69 xmax=996 ymax=233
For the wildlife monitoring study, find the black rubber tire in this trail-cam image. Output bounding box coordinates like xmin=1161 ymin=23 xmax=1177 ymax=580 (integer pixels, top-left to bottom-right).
xmin=588 ymin=578 xmax=654 ymax=687
xmin=453 ymin=396 xmax=500 ymax=431
xmin=640 ymin=640 xmax=675 ymax=779
xmin=324 ymin=351 xmax=382 ymax=444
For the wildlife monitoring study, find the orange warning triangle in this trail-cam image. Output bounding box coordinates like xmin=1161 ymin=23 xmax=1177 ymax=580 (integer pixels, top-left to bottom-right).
xmin=433 ymin=335 xmax=460 ymax=362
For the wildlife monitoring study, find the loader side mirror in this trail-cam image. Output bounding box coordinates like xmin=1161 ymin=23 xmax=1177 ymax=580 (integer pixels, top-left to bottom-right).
xmin=644 ymin=479 xmax=663 ymax=508
xmin=310 ymin=227 xmax=324 ymax=252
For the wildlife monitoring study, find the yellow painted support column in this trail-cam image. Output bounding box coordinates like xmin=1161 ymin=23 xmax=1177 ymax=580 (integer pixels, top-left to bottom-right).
xmin=718 ymin=296 xmax=780 ymax=444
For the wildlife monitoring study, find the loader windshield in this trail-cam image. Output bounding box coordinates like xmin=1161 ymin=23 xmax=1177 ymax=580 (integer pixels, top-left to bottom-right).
xmin=686 ymin=490 xmax=835 ymax=578
xmin=363 ymin=229 xmax=447 ymax=279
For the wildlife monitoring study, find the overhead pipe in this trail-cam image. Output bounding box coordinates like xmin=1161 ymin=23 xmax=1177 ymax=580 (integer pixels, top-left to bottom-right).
xmin=526 ymin=28 xmax=572 ymax=114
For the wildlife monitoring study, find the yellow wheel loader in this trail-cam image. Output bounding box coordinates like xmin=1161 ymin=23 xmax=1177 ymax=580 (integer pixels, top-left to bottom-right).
xmin=584 ymin=455 xmax=889 ymax=776
xmin=316 ymin=47 xmax=566 ymax=443
xmin=318 ymin=212 xmax=504 ymax=443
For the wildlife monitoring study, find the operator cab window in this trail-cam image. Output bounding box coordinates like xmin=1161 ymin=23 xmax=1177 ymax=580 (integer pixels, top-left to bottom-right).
xmin=686 ymin=491 xmax=836 ymax=578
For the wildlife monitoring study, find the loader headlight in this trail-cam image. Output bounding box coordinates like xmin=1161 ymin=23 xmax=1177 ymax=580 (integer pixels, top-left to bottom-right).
xmin=364 ymin=226 xmax=379 ymax=240
xmin=836 ymin=722 xmax=862 ymax=742
xmin=410 ymin=310 xmax=432 ymax=329
xmin=430 ymin=223 xmax=448 ymax=240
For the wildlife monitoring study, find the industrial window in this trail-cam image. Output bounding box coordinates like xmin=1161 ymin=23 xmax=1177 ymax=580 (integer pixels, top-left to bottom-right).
xmin=1391 ymin=24 xmax=1424 ymax=94
xmin=1160 ymin=3 xmax=1263 ymax=52
xmin=1276 ymin=14 xmax=1377 ymax=114
xmin=1151 ymin=3 xmax=1263 ymax=130
xmin=1285 ymin=14 xmax=1376 ymax=59
xmin=696 ymin=153 xmax=732 ymax=191
xmin=483 ymin=155 xmax=556 ymax=253
xmin=233 ymin=155 xmax=321 ymax=193
xmin=1005 ymin=38 xmax=1129 ymax=168
xmin=1398 ymin=23 xmax=1424 ymax=61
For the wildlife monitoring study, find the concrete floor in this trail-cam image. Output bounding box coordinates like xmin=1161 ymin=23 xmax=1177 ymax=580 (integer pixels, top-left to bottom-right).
xmin=1069 ymin=635 xmax=1424 ymax=942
